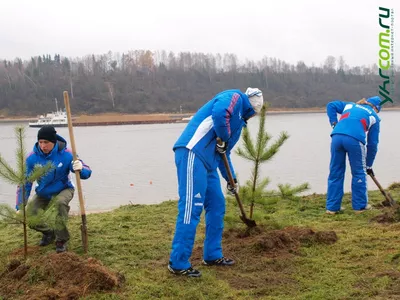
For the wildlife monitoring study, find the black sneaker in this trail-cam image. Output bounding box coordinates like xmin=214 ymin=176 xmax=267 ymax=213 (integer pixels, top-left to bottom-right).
xmin=167 ymin=264 xmax=202 ymax=277
xmin=203 ymin=257 xmax=235 ymax=266
xmin=55 ymin=240 xmax=68 ymax=253
xmin=39 ymin=231 xmax=55 ymax=246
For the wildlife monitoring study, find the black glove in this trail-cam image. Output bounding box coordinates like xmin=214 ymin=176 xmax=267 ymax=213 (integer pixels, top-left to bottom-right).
xmin=216 ymin=141 xmax=228 ymax=154
xmin=366 ymin=167 xmax=375 ymax=176
xmin=227 ymin=178 xmax=238 ymax=195
xmin=331 ymin=122 xmax=337 ymax=129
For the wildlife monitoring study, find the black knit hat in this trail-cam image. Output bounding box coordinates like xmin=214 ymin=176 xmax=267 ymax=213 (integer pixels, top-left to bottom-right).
xmin=37 ymin=125 xmax=57 ymax=144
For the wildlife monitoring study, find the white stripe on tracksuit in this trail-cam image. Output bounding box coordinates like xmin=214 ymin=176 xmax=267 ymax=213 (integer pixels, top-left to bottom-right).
xmin=186 ymin=116 xmax=213 ymax=150
xmin=359 ymin=141 xmax=366 ymax=171
xmin=359 ymin=141 xmax=368 ymax=200
xmin=184 ymin=151 xmax=195 ymax=224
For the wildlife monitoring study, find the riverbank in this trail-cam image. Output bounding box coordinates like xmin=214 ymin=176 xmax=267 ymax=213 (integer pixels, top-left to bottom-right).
xmin=1 ymin=106 xmax=400 ymax=125
xmin=1 ymin=106 xmax=399 ymax=126
xmin=1 ymin=185 xmax=400 ymax=299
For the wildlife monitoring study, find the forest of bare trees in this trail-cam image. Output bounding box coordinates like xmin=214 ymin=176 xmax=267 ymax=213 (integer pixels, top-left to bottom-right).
xmin=0 ymin=50 xmax=398 ymax=116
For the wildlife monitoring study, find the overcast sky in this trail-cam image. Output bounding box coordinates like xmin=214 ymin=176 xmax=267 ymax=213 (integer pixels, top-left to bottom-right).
xmin=1 ymin=0 xmax=398 ymax=67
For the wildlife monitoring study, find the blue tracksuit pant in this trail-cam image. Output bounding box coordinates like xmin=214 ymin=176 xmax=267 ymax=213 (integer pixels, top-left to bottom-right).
xmin=169 ymin=148 xmax=225 ymax=270
xmin=327 ymin=134 xmax=368 ymax=211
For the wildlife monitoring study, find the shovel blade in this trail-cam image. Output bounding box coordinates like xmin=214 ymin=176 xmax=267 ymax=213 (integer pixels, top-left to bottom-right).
xmin=240 ymin=215 xmax=257 ymax=228
xmin=380 ymin=192 xmax=397 ymax=207
xmin=387 ymin=192 xmax=397 ymax=206
xmin=80 ymin=224 xmax=88 ymax=253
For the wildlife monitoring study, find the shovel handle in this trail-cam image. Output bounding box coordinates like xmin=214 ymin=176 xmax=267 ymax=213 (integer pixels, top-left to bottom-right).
xmin=216 ymin=138 xmax=248 ymax=218
xmin=369 ymin=173 xmax=395 ymax=206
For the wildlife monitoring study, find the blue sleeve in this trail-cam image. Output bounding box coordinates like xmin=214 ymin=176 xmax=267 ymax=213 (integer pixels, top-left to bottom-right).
xmin=212 ymin=93 xmax=241 ymax=142
xmin=366 ymin=121 xmax=380 ymax=167
xmin=218 ymin=153 xmax=236 ymax=182
xmin=326 ymin=101 xmax=347 ymax=126
xmin=70 ymin=158 xmax=92 ymax=179
xmin=79 ymin=164 xmax=92 ymax=179
xmin=16 ymin=158 xmax=34 ymax=210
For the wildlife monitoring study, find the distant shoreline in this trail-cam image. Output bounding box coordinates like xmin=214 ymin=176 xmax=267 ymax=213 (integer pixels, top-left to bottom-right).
xmin=1 ymin=106 xmax=399 ymax=124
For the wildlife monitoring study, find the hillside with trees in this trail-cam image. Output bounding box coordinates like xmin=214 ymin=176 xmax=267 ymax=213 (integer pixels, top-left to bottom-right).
xmin=0 ymin=50 xmax=398 ymax=116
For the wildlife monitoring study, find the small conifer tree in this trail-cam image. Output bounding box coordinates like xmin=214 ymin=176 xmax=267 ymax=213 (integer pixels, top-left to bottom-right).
xmin=0 ymin=126 xmax=53 ymax=259
xmin=234 ymin=104 xmax=310 ymax=220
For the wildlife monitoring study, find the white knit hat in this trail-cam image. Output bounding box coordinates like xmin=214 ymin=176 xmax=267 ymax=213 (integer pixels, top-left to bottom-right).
xmin=245 ymin=87 xmax=263 ymax=113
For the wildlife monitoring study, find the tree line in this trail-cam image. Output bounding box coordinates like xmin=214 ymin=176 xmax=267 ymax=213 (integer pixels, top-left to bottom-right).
xmin=0 ymin=50 xmax=398 ymax=116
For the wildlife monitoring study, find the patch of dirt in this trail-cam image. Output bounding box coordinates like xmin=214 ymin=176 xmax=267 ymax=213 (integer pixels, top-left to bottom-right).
xmin=377 ymin=271 xmax=400 ymax=279
xmin=0 ymin=252 xmax=125 ymax=300
xmin=221 ymin=226 xmax=337 ymax=255
xmin=6 ymin=259 xmax=22 ymax=272
xmin=9 ymin=246 xmax=44 ymax=257
xmin=191 ymin=226 xmax=337 ymax=293
xmin=371 ymin=207 xmax=400 ymax=223
xmin=364 ymin=271 xmax=400 ymax=298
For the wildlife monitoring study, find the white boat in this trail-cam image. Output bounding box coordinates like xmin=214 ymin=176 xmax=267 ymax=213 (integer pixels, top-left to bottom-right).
xmin=29 ymin=99 xmax=68 ymax=128
xmin=180 ymin=115 xmax=193 ymax=122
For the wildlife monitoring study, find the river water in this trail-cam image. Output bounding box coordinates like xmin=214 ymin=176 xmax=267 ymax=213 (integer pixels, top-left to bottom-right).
xmin=0 ymin=111 xmax=399 ymax=212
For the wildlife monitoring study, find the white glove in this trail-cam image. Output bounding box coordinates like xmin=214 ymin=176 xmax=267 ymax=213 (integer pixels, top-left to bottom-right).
xmin=227 ymin=179 xmax=239 ymax=195
xmin=216 ymin=141 xmax=228 ymax=154
xmin=73 ymin=160 xmax=83 ymax=171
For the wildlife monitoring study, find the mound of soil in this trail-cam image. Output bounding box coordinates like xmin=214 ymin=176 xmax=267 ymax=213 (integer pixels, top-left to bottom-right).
xmin=0 ymin=251 xmax=124 ymax=300
xmin=191 ymin=226 xmax=337 ymax=292
xmin=371 ymin=207 xmax=400 ymax=223
xmin=221 ymin=226 xmax=337 ymax=256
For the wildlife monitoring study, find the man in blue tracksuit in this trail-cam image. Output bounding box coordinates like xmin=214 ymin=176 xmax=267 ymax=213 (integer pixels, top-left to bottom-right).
xmin=326 ymin=96 xmax=382 ymax=214
xmin=168 ymin=88 xmax=264 ymax=277
xmin=16 ymin=125 xmax=92 ymax=252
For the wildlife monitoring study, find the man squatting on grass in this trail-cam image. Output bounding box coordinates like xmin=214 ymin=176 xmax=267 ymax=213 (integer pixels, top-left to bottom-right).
xmin=168 ymin=88 xmax=264 ymax=277
xmin=326 ymin=96 xmax=382 ymax=215
xmin=16 ymin=125 xmax=92 ymax=253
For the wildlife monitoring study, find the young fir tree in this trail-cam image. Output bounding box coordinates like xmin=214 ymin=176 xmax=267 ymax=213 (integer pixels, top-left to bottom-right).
xmin=0 ymin=126 xmax=53 ymax=259
xmin=234 ymin=104 xmax=310 ymax=220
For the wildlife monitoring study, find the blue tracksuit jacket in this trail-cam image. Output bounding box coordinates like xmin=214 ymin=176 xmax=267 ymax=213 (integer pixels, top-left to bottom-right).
xmin=327 ymin=101 xmax=380 ymax=167
xmin=174 ymin=89 xmax=256 ymax=180
xmin=326 ymin=101 xmax=381 ymax=211
xmin=169 ymin=90 xmax=256 ymax=270
xmin=16 ymin=135 xmax=91 ymax=209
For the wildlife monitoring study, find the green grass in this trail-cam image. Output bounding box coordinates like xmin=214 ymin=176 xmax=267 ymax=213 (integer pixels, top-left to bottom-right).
xmin=1 ymin=186 xmax=400 ymax=300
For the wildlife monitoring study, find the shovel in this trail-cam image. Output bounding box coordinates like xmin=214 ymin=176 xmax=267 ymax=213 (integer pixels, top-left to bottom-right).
xmin=368 ymin=173 xmax=396 ymax=207
xmin=216 ymin=138 xmax=257 ymax=228
xmin=64 ymin=91 xmax=89 ymax=253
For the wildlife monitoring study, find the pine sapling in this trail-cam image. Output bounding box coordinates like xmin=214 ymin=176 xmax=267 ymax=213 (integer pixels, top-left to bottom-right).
xmin=236 ymin=104 xmax=289 ymax=218
xmin=0 ymin=126 xmax=53 ymax=259
xmin=235 ymin=104 xmax=310 ymax=220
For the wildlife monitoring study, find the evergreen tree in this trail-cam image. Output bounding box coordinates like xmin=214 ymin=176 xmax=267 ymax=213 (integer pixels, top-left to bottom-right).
xmin=0 ymin=126 xmax=53 ymax=259
xmin=234 ymin=104 xmax=309 ymax=221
